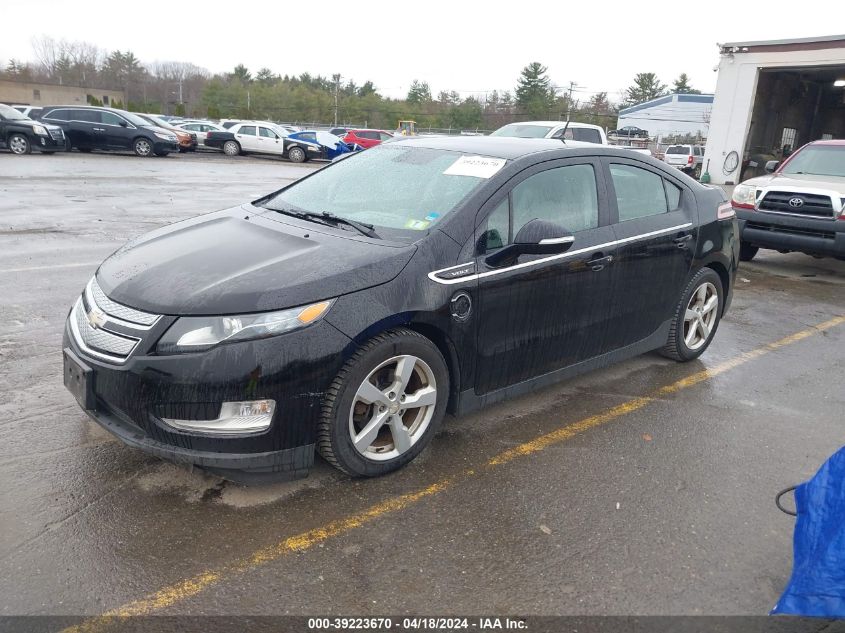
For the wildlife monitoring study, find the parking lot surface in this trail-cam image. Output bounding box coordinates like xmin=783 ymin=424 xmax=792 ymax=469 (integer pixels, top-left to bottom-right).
xmin=1 ymin=154 xmax=844 ymax=618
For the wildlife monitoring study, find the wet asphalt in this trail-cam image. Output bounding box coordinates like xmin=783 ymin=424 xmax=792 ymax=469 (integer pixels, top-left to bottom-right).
xmin=0 ymin=151 xmax=844 ymax=618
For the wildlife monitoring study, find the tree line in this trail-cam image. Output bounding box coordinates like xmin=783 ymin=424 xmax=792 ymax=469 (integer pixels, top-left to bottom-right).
xmin=1 ymin=37 xmax=702 ymax=130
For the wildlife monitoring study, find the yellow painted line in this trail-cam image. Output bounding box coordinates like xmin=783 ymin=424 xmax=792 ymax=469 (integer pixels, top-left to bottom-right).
xmin=64 ymin=315 xmax=845 ymax=632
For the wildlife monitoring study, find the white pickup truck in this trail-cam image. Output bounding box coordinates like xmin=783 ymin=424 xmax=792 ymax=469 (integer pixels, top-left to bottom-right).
xmin=490 ymin=121 xmax=608 ymax=145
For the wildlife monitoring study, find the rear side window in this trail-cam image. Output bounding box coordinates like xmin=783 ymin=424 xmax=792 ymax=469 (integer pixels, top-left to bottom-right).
xmin=610 ymin=164 xmax=668 ymax=221
xmin=360 ymin=131 xmax=380 ymax=140
xmin=511 ymin=164 xmax=600 ymax=234
xmin=238 ymin=125 xmax=257 ymax=136
xmin=667 ymin=146 xmax=689 ymax=155
xmin=570 ymin=128 xmax=602 ymax=144
xmin=44 ymin=109 xmax=69 ymax=121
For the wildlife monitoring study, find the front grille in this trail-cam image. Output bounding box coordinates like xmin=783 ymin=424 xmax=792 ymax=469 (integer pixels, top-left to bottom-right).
xmin=759 ymin=191 xmax=835 ymax=218
xmin=48 ymin=128 xmax=64 ymax=141
xmin=69 ymin=278 xmax=161 ymax=363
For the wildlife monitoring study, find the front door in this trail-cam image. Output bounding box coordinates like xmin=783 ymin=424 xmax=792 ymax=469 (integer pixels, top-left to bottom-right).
xmin=601 ymin=158 xmax=697 ymax=350
xmin=100 ymin=111 xmax=133 ymax=149
xmin=257 ymin=126 xmax=285 ymax=155
xmin=473 ymin=159 xmax=618 ymax=394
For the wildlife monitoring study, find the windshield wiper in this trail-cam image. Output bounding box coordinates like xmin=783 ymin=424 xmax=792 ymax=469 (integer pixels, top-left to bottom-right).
xmin=272 ymin=208 xmax=381 ymax=239
xmin=313 ymin=212 xmax=381 ymax=239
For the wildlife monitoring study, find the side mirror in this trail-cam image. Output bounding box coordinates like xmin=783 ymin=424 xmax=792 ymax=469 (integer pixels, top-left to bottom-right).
xmin=119 ymin=120 xmax=128 ymax=127
xmin=486 ymin=219 xmax=574 ymax=267
xmin=765 ymin=160 xmax=779 ymax=173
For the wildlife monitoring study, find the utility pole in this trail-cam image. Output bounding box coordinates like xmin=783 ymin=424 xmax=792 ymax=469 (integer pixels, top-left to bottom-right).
xmin=332 ymin=73 xmax=341 ymax=127
xmin=567 ymin=81 xmax=578 ymax=119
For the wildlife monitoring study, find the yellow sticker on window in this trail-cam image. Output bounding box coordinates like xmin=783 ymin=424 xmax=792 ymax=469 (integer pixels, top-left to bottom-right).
xmin=404 ymin=219 xmax=431 ymax=230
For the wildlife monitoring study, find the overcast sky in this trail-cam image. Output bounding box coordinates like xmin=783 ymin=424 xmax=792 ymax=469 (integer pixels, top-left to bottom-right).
xmin=0 ymin=0 xmax=837 ymax=102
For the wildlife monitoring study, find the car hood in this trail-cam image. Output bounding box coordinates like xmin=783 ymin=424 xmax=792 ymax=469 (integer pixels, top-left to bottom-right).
xmin=742 ymin=172 xmax=845 ymax=195
xmin=96 ymin=206 xmax=416 ymax=315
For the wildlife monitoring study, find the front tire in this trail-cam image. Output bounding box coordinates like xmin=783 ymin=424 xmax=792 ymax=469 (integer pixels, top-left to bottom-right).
xmin=223 ymin=140 xmax=241 ymax=156
xmin=739 ymin=241 xmax=758 ymax=262
xmin=660 ymin=268 xmax=723 ymax=362
xmin=8 ymin=134 xmax=31 ymax=155
xmin=288 ymin=146 xmax=306 ymax=163
xmin=133 ymin=137 xmax=153 ymax=157
xmin=317 ymin=329 xmax=449 ymax=477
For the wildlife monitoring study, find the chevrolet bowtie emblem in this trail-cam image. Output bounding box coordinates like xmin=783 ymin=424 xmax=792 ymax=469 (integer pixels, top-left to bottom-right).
xmin=87 ymin=306 xmax=108 ymax=329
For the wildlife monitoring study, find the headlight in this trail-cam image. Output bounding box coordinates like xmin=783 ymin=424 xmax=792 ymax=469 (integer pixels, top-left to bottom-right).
xmin=156 ymin=300 xmax=334 ymax=353
xmin=154 ymin=132 xmax=177 ymax=141
xmin=32 ymin=125 xmax=48 ymax=136
xmin=731 ymin=183 xmax=757 ymax=209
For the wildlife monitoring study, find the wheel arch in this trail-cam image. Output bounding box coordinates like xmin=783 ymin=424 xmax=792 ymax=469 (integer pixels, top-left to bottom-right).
xmin=703 ymin=260 xmax=730 ymax=314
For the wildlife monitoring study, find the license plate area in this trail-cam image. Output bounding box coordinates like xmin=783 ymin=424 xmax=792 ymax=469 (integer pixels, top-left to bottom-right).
xmin=63 ymin=347 xmax=95 ymax=410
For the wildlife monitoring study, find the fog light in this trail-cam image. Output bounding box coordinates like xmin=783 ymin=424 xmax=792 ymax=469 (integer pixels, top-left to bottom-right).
xmin=162 ymin=400 xmax=275 ymax=435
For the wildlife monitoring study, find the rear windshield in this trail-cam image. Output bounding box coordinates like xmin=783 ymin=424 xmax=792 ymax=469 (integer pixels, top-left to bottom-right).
xmin=781 ymin=145 xmax=845 ymax=178
xmin=490 ymin=124 xmax=553 ymax=138
xmin=667 ymin=146 xmax=690 ymax=155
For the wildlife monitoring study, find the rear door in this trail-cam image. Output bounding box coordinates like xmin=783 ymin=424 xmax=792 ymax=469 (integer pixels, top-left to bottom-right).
xmin=473 ymin=158 xmax=618 ymax=394
xmin=602 ymin=158 xmax=697 ymax=349
xmin=235 ymin=125 xmax=259 ymax=151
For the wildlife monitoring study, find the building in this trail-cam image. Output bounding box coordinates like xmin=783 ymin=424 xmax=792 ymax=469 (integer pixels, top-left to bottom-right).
xmin=704 ymin=34 xmax=845 ymax=185
xmin=616 ymin=93 xmax=713 ymax=142
xmin=0 ymin=79 xmax=126 ymax=108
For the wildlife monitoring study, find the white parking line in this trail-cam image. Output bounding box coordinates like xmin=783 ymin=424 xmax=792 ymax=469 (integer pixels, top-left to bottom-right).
xmin=0 ymin=261 xmax=101 ymax=274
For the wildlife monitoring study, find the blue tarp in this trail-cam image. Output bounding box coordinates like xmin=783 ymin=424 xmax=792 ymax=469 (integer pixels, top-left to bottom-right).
xmin=772 ymin=445 xmax=845 ymax=617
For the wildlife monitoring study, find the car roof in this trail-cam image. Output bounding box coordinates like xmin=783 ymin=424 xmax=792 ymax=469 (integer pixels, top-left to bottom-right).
xmin=505 ymin=120 xmax=603 ymax=130
xmin=807 ymin=139 xmax=845 ymax=146
xmin=386 ymin=135 xmax=600 ymax=159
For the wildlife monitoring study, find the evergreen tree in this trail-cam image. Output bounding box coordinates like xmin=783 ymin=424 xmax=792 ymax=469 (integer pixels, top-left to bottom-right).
xmin=515 ymin=62 xmax=556 ymax=118
xmin=623 ymin=73 xmax=667 ymax=106
xmin=406 ymin=80 xmax=432 ymax=104
xmin=672 ymin=73 xmax=701 ymax=94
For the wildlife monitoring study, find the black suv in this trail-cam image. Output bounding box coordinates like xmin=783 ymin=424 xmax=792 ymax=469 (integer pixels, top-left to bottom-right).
xmin=40 ymin=105 xmax=180 ymax=157
xmin=0 ymin=103 xmax=66 ymax=154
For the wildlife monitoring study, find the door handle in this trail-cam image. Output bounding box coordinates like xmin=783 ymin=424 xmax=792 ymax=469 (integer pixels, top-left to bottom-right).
xmin=673 ymin=234 xmax=693 ymax=249
xmin=586 ymin=254 xmax=613 ymax=272
xmin=93 ymin=127 xmax=105 ymax=132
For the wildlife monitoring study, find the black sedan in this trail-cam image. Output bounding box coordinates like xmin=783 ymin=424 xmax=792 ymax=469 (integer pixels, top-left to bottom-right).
xmin=62 ymin=137 xmax=738 ymax=482
xmin=611 ymin=126 xmax=649 ymax=138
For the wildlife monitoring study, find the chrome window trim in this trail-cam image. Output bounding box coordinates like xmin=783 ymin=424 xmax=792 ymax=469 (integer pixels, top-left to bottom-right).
xmin=427 ymin=223 xmax=693 ymax=285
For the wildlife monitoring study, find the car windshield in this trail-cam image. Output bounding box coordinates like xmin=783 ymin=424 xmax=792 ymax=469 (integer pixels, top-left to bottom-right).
xmin=667 ymin=146 xmax=689 ymax=154
xmin=121 ymin=111 xmax=156 ymax=127
xmin=263 ymin=145 xmax=498 ymax=239
xmin=0 ymin=104 xmax=28 ymax=121
xmin=781 ymin=145 xmax=845 ymax=178
xmin=490 ymin=124 xmax=553 ymax=138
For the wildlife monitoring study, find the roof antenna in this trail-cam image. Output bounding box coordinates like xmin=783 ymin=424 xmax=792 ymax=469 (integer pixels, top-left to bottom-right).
xmin=557 ymin=117 xmax=571 ymax=144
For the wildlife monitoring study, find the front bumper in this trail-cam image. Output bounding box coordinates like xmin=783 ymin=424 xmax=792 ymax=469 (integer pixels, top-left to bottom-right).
xmin=35 ymin=132 xmax=66 ymax=152
xmin=153 ymin=140 xmax=180 ymax=154
xmin=736 ymin=209 xmax=845 ymax=257
xmin=63 ymin=312 xmax=351 ymax=481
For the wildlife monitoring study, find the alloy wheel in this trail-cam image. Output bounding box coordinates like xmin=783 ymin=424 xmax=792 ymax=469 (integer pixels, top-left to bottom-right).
xmin=9 ymin=135 xmax=28 ymax=154
xmin=348 ymin=354 xmax=437 ymax=461
xmin=683 ymin=282 xmax=718 ymax=351
xmin=135 ymin=139 xmax=151 ymax=156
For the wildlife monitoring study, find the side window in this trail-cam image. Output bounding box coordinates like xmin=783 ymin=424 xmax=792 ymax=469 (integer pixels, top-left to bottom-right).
xmin=238 ymin=125 xmax=257 ymax=136
xmin=610 ymin=164 xmax=668 ymax=221
xmin=572 ymin=128 xmax=601 ymax=144
xmin=101 ymin=112 xmax=123 ymax=126
xmin=259 ymin=127 xmax=278 ymax=139
xmin=479 ymin=198 xmax=510 ymax=253
xmin=299 ymin=132 xmax=316 ymax=141
xmin=379 ymin=132 xmax=394 ymax=141
xmin=44 ymin=109 xmax=68 ymax=121
xmin=693 ymin=146 xmax=701 ymax=156
xmin=511 ymin=164 xmax=599 ymax=235
xmin=72 ymin=109 xmax=100 ymax=122
xmin=664 ymin=180 xmax=682 ymax=210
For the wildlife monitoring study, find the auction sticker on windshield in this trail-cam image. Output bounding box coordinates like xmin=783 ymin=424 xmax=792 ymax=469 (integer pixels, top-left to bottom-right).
xmin=443 ymin=155 xmax=506 ymax=179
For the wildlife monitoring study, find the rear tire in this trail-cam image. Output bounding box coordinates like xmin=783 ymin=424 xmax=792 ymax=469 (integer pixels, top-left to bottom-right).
xmin=739 ymin=242 xmax=759 ymax=262
xmin=223 ymin=140 xmax=240 ymax=156
xmin=8 ymin=134 xmax=31 ymax=155
xmin=693 ymin=164 xmax=702 ymax=180
xmin=288 ymin=146 xmax=306 ymax=163
xmin=317 ymin=328 xmax=449 ymax=477
xmin=660 ymin=268 xmax=723 ymax=362
xmin=133 ymin=137 xmax=153 ymax=157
